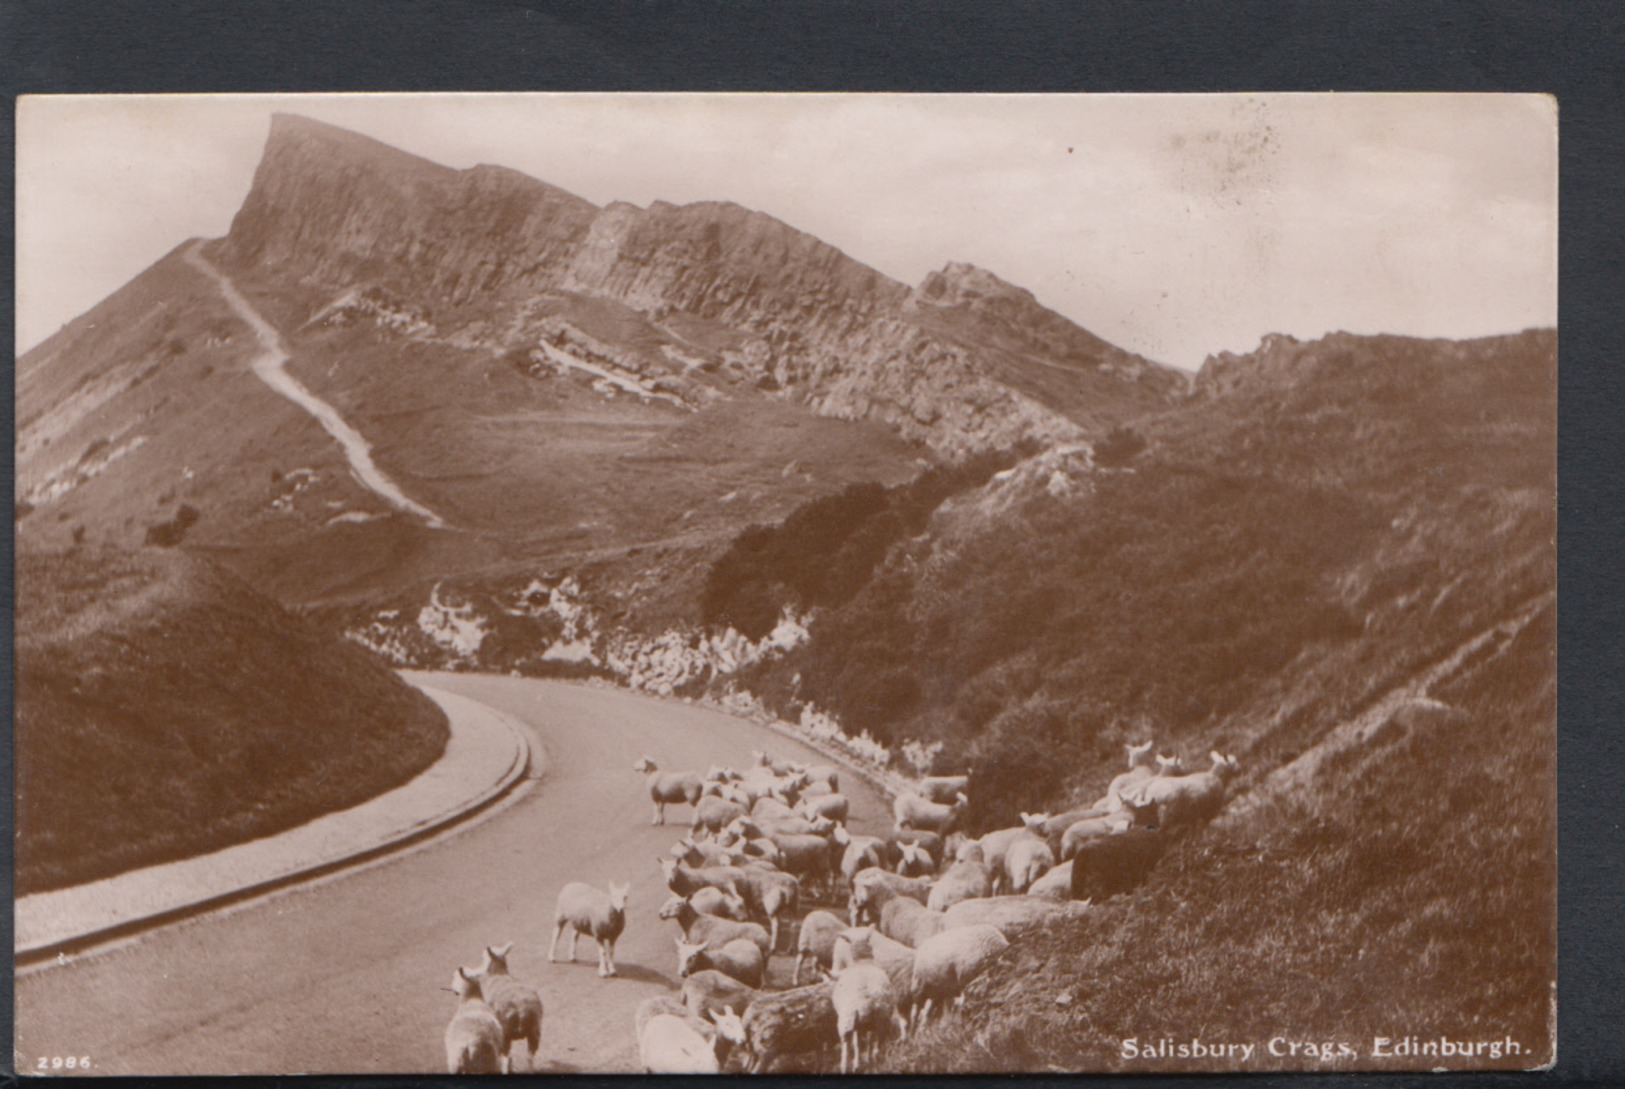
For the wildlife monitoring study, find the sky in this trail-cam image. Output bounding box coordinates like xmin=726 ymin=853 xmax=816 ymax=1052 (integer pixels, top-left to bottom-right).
xmin=15 ymin=93 xmax=1557 ymax=369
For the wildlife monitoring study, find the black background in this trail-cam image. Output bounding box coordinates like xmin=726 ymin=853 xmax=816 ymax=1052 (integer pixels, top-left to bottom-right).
xmin=2 ymin=1 xmax=1619 ymax=1085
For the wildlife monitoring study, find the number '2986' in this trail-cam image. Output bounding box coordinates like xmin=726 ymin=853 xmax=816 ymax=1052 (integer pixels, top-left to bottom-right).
xmin=37 ymin=1056 xmax=91 ymax=1071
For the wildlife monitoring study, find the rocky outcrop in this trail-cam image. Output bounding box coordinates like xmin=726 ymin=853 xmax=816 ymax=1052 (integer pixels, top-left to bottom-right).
xmin=214 ymin=114 xmax=1180 ymax=455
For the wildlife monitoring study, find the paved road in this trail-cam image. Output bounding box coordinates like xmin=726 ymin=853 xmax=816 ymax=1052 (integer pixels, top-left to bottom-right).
xmin=13 ymin=675 xmax=891 ymax=1077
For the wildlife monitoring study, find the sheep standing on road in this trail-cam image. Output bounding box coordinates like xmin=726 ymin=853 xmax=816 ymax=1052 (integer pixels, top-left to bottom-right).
xmin=474 ymin=944 xmax=543 ymax=1073
xmin=793 ymin=909 xmax=850 ymax=985
xmin=909 ymin=925 xmax=1010 ymax=1028
xmin=659 ymin=894 xmax=771 ymax=958
xmin=549 ymin=881 xmax=630 ymax=978
xmin=676 ymin=937 xmax=767 ymax=989
xmin=634 ymin=757 xmax=704 ymax=826
xmin=833 ymin=960 xmax=904 ymax=1073
xmin=849 ymin=868 xmax=931 ymax=926
xmin=443 ymin=966 xmax=505 ymax=1075
xmin=878 ymin=894 xmax=947 ymax=949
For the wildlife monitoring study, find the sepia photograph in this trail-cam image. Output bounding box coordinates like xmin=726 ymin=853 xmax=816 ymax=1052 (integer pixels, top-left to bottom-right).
xmin=13 ymin=91 xmax=1556 ymax=1077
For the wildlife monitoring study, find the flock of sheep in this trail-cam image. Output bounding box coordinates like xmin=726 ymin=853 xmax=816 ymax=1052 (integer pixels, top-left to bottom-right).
xmin=442 ymin=739 xmax=1240 ymax=1074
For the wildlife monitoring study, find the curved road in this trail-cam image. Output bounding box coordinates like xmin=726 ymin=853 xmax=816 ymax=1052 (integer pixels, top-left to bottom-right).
xmin=14 ymin=675 xmax=891 ymax=1077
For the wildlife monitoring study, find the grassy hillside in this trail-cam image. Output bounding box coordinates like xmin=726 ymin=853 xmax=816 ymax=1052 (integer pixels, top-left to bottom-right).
xmin=714 ymin=328 xmax=1555 ymax=1068
xmin=14 ymin=547 xmax=450 ymax=895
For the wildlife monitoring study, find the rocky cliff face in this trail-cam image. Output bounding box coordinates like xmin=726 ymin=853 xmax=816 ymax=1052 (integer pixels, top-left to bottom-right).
xmin=213 ymin=114 xmax=1184 ymax=455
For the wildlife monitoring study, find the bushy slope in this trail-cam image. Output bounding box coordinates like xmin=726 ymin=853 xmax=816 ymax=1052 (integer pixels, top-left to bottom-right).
xmin=14 ymin=547 xmax=450 ymax=895
xmin=717 ymin=328 xmax=1555 ymax=1068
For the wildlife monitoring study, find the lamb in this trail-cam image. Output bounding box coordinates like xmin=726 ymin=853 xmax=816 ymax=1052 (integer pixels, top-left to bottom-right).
xmin=878 ymin=893 xmax=947 ymax=949
xmin=941 ymin=894 xmax=1089 ymax=940
xmin=1126 ymin=751 xmax=1240 ymax=831
xmin=927 ymin=859 xmax=995 ymax=911
xmin=917 ymin=767 xmax=973 ymax=805
xmin=659 ymin=894 xmax=771 ymax=958
xmin=833 ymin=927 xmax=916 ymax=993
xmin=1097 ymin=752 xmax=1183 ymax=811
xmin=1002 ymin=833 xmax=1057 ymax=894
xmin=716 ymin=982 xmax=839 ymax=1074
xmin=443 ymin=966 xmax=505 ymax=1075
xmin=888 ymin=828 xmax=945 ymax=869
xmin=892 ymin=791 xmax=967 ymax=834
xmin=793 ymin=909 xmax=850 ymax=985
xmin=548 ymin=881 xmax=629 ymax=978
xmin=474 ymin=944 xmax=543 ymax=1073
xmin=895 ymin=840 xmax=936 ymax=879
xmin=1069 ymin=824 xmax=1167 ymax=902
xmin=681 ymin=969 xmax=761 ymax=1027
xmin=908 ymin=925 xmax=1010 ymax=1027
xmin=848 ymin=868 xmax=932 ymax=926
xmin=637 ymin=1012 xmax=733 ymax=1074
xmin=633 ymin=756 xmax=704 ymax=826
xmin=690 ymin=795 xmax=749 ymax=839
xmin=676 ymin=937 xmax=766 ymax=989
xmin=833 ymin=960 xmax=904 ymax=1073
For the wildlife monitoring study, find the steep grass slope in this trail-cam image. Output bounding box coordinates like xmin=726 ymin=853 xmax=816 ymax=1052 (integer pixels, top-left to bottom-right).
xmin=14 ymin=547 xmax=450 ymax=895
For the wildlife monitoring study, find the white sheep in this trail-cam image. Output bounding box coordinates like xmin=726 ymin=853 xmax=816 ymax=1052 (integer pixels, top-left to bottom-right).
xmin=750 ymin=749 xmax=802 ymax=777
xmin=833 ymin=926 xmax=917 ymax=999
xmin=1059 ymin=812 xmax=1136 ymax=861
xmin=549 ymin=881 xmax=629 ymax=978
xmin=927 ymin=859 xmax=995 ymax=911
xmin=474 ymin=944 xmax=543 ymax=1073
xmin=443 ymin=966 xmax=505 ymax=1075
xmin=633 ymin=756 xmax=704 ymax=826
xmin=909 ymin=925 xmax=1010 ymax=1027
xmin=687 ymin=884 xmax=749 ymax=921
xmin=888 ymin=827 xmax=945 ymax=867
xmin=793 ymin=908 xmax=850 ymax=985
xmin=1026 ymin=859 xmax=1076 ymax=902
xmin=1002 ymin=833 xmax=1057 ymax=894
xmin=658 ymin=893 xmax=771 ymax=958
xmin=892 ymin=791 xmax=967 ymax=834
xmin=977 ymin=813 xmax=1051 ymax=893
xmin=661 ymin=856 xmax=749 ymax=900
xmin=729 ymin=866 xmax=801 ymax=953
xmin=799 ymin=792 xmax=850 ymax=825
xmin=676 ymin=937 xmax=766 ymax=989
xmin=833 ymin=960 xmax=904 ymax=1073
xmin=1127 ymin=751 xmax=1239 ymax=831
xmin=638 ymin=1012 xmax=733 ymax=1074
xmin=1091 ymin=739 xmax=1157 ymax=811
xmin=766 ymin=830 xmax=835 ymax=899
